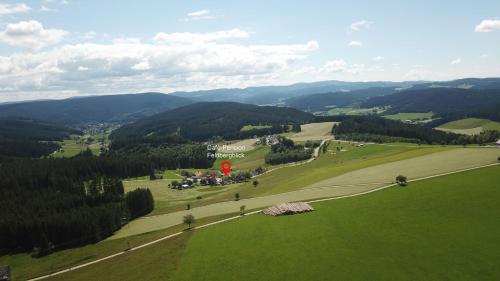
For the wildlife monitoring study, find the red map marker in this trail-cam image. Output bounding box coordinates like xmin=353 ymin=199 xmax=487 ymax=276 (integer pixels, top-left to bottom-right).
xmin=221 ymin=161 xmax=231 ymax=175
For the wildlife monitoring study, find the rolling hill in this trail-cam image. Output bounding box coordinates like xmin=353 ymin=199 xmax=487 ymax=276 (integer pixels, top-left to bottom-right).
xmin=361 ymin=88 xmax=500 ymax=122
xmin=0 ymin=93 xmax=193 ymax=125
xmin=111 ymin=102 xmax=314 ymax=140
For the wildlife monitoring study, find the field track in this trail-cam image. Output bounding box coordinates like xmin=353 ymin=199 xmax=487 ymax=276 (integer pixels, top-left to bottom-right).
xmin=28 ymin=161 xmax=500 ymax=281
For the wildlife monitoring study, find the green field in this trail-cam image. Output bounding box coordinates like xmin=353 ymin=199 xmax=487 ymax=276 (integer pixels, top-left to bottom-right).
xmin=383 ymin=112 xmax=434 ymax=122
xmin=327 ymin=106 xmax=383 ymax=116
xmin=240 ymin=124 xmax=272 ymax=131
xmin=52 ymin=132 xmax=104 ymax=158
xmin=0 ymin=213 xmax=240 ymax=281
xmin=174 ymin=165 xmax=500 ymax=281
xmin=212 ymin=145 xmax=270 ymax=171
xmin=437 ymin=118 xmax=500 ymax=135
xmin=24 ymin=164 xmax=500 ymax=281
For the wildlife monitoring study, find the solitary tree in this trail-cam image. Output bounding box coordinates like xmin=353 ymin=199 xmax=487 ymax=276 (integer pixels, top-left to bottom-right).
xmin=252 ymin=180 xmax=259 ymax=188
xmin=497 ymin=156 xmax=500 ymax=162
xmin=396 ymin=175 xmax=407 ymax=186
xmin=235 ymin=193 xmax=240 ymax=201
xmin=183 ymin=214 xmax=195 ymax=230
xmin=240 ymin=205 xmax=246 ymax=215
xmin=186 ymin=203 xmax=191 ymax=210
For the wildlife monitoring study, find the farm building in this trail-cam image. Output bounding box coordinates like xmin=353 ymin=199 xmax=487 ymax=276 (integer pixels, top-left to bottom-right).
xmin=0 ymin=266 xmax=10 ymax=281
xmin=262 ymin=202 xmax=314 ymax=216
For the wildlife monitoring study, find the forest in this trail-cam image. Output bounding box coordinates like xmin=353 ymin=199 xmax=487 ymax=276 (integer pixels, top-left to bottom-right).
xmin=332 ymin=116 xmax=500 ymax=144
xmin=265 ymin=137 xmax=312 ymax=165
xmin=111 ymin=102 xmax=314 ymax=141
xmin=0 ymin=137 xmax=214 ymax=256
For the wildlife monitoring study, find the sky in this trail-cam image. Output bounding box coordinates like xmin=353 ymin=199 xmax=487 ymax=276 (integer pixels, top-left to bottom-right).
xmin=0 ymin=0 xmax=499 ymax=102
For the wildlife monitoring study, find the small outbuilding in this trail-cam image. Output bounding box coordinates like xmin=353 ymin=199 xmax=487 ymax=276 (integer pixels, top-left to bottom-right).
xmin=262 ymin=202 xmax=314 ymax=216
xmin=496 ymin=139 xmax=500 ymax=147
xmin=0 ymin=266 xmax=11 ymax=281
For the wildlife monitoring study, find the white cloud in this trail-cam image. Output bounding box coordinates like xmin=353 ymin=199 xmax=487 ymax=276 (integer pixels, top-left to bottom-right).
xmin=0 ymin=36 xmax=319 ymax=100
xmin=0 ymin=3 xmax=31 ymax=15
xmin=350 ymin=20 xmax=373 ymax=31
xmin=323 ymin=59 xmax=347 ymax=72
xmin=0 ymin=20 xmax=67 ymax=50
xmin=348 ymin=40 xmax=363 ymax=47
xmin=40 ymin=5 xmax=57 ymax=12
xmin=185 ymin=9 xmax=214 ymax=21
xmin=153 ymin=28 xmax=251 ymax=44
xmin=474 ymin=19 xmax=500 ymax=32
xmin=451 ymin=58 xmax=462 ymax=65
xmin=372 ymin=56 xmax=384 ymax=61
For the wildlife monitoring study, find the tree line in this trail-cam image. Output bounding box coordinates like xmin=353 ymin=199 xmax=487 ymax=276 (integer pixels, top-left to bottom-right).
xmin=265 ymin=137 xmax=312 ymax=165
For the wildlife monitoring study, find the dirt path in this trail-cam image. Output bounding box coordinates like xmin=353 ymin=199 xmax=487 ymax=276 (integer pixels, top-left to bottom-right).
xmin=29 ymin=161 xmax=500 ymax=281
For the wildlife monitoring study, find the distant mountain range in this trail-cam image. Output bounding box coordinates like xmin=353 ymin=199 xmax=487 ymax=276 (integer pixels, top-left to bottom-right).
xmin=170 ymin=80 xmax=416 ymax=105
xmin=111 ymin=102 xmax=314 ymax=141
xmin=0 ymin=78 xmax=499 ymax=126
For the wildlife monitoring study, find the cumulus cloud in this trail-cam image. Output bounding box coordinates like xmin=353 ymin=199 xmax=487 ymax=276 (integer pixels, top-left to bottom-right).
xmin=0 ymin=20 xmax=67 ymax=50
xmin=0 ymin=3 xmax=31 ymax=15
xmin=350 ymin=20 xmax=373 ymax=31
xmin=153 ymin=28 xmax=251 ymax=44
xmin=348 ymin=40 xmax=363 ymax=47
xmin=372 ymin=56 xmax=384 ymax=61
xmin=0 ymin=37 xmax=319 ymax=100
xmin=451 ymin=58 xmax=462 ymax=65
xmin=474 ymin=19 xmax=500 ymax=32
xmin=184 ymin=9 xmax=214 ymax=21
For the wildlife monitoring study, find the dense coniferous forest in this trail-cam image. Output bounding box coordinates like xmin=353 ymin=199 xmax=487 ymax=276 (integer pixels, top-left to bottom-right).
xmin=0 ymin=136 xmax=213 ymax=255
xmin=0 ymin=118 xmax=79 ymax=160
xmin=331 ymin=116 xmax=500 ymax=144
xmin=111 ymin=102 xmax=314 ymax=141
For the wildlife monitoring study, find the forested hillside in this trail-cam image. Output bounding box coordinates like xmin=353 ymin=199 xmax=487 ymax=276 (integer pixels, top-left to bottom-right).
xmin=362 ymin=88 xmax=500 ymax=123
xmin=0 ymin=118 xmax=80 ymax=159
xmin=284 ymin=87 xmax=395 ymax=112
xmin=0 ymin=93 xmax=192 ymax=125
xmin=112 ymin=102 xmax=314 ymax=141
xmin=331 ymin=115 xmax=500 ymax=144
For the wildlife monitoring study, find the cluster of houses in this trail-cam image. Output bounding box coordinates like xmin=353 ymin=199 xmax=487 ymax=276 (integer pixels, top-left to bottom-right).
xmin=168 ymin=167 xmax=265 ymax=190
xmin=256 ymin=135 xmax=280 ymax=146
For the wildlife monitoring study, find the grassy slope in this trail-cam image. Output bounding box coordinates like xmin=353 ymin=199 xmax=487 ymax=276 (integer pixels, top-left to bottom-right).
xmin=383 ymin=112 xmax=433 ymax=121
xmin=174 ymin=165 xmax=500 ymax=281
xmin=0 ymin=213 xmax=240 ymax=281
xmin=438 ymin=118 xmax=500 ymax=131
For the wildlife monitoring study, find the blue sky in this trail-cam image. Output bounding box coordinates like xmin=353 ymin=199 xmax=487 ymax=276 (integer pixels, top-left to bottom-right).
xmin=0 ymin=0 xmax=499 ymax=101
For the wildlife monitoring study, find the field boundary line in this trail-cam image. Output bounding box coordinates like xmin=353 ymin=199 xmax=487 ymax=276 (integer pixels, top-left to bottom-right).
xmin=27 ymin=162 xmax=499 ymax=281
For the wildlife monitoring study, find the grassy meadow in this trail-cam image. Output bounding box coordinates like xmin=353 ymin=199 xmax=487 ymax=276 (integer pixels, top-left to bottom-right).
xmin=383 ymin=112 xmax=434 ymax=122
xmin=174 ymin=165 xmax=500 ymax=281
xmin=437 ymin=118 xmax=500 ymax=135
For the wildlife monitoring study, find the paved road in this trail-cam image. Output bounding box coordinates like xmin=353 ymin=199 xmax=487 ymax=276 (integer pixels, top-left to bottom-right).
xmin=111 ymin=148 xmax=499 ymax=239
xmin=29 ymin=161 xmax=500 ymax=281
